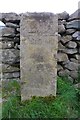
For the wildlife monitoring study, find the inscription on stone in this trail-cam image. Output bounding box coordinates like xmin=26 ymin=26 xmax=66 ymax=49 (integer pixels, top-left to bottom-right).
xmin=20 ymin=13 xmax=58 ymax=100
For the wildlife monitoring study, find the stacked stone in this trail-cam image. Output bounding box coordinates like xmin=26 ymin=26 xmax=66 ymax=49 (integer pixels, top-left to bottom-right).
xmin=57 ymin=10 xmax=80 ymax=83
xmin=0 ymin=10 xmax=79 ymax=85
xmin=0 ymin=13 xmax=20 ymax=82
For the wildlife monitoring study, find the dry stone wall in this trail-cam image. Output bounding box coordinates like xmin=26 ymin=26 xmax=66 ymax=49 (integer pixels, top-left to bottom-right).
xmin=0 ymin=13 xmax=20 ymax=95
xmin=58 ymin=10 xmax=80 ymax=83
xmin=0 ymin=10 xmax=80 ymax=89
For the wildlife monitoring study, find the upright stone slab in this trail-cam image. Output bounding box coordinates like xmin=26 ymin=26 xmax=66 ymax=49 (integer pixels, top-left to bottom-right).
xmin=20 ymin=13 xmax=58 ymax=100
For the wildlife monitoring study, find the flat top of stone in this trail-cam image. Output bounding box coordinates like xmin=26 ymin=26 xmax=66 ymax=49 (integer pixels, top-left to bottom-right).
xmin=0 ymin=12 xmax=20 ymax=23
xmin=68 ymin=9 xmax=80 ymax=21
xmin=21 ymin=12 xmax=56 ymax=21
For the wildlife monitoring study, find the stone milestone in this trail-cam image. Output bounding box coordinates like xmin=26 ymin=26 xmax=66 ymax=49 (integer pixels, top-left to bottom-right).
xmin=20 ymin=13 xmax=58 ymax=100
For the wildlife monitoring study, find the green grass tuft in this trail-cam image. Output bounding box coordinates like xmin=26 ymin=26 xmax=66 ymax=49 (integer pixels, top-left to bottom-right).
xmin=2 ymin=77 xmax=80 ymax=119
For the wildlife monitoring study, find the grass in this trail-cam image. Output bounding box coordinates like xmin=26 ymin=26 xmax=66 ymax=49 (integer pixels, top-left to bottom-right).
xmin=1 ymin=76 xmax=80 ymax=119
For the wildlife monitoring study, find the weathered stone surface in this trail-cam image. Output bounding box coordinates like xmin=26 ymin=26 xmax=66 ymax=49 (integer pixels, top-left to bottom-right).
xmin=58 ymin=42 xmax=65 ymax=51
xmin=0 ymin=13 xmax=20 ymax=23
xmin=63 ymin=48 xmax=77 ymax=54
xmin=68 ymin=9 xmax=80 ymax=21
xmin=66 ymin=41 xmax=77 ymax=48
xmin=58 ymin=34 xmax=61 ymax=42
xmin=57 ymin=53 xmax=68 ymax=62
xmin=0 ymin=49 xmax=20 ymax=64
xmin=6 ymin=22 xmax=19 ymax=28
xmin=66 ymin=20 xmax=80 ymax=30
xmin=0 ymin=63 xmax=19 ymax=73
xmin=58 ymin=11 xmax=69 ymax=20
xmin=72 ymin=31 xmax=80 ymax=41
xmin=58 ymin=24 xmax=66 ymax=34
xmin=64 ymin=61 xmax=78 ymax=71
xmin=66 ymin=29 xmax=76 ymax=34
xmin=1 ymin=72 xmax=20 ymax=79
xmin=70 ymin=58 xmax=78 ymax=63
xmin=16 ymin=28 xmax=20 ymax=32
xmin=70 ymin=71 xmax=78 ymax=79
xmin=57 ymin=65 xmax=63 ymax=72
xmin=0 ymin=27 xmax=15 ymax=37
xmin=58 ymin=20 xmax=66 ymax=25
xmin=0 ymin=37 xmax=14 ymax=41
xmin=0 ymin=41 xmax=14 ymax=49
xmin=58 ymin=69 xmax=70 ymax=76
xmin=60 ymin=35 xmax=72 ymax=44
xmin=20 ymin=13 xmax=58 ymax=100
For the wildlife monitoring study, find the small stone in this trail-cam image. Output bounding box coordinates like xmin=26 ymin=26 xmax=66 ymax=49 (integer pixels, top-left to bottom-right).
xmin=0 ymin=27 xmax=15 ymax=37
xmin=58 ymin=69 xmax=70 ymax=76
xmin=0 ymin=63 xmax=20 ymax=73
xmin=70 ymin=71 xmax=78 ymax=79
xmin=66 ymin=41 xmax=77 ymax=48
xmin=66 ymin=29 xmax=76 ymax=34
xmin=64 ymin=61 xmax=78 ymax=71
xmin=58 ymin=24 xmax=66 ymax=34
xmin=58 ymin=11 xmax=69 ymax=20
xmin=63 ymin=48 xmax=77 ymax=54
xmin=66 ymin=20 xmax=80 ymax=30
xmin=6 ymin=22 xmax=19 ymax=28
xmin=72 ymin=31 xmax=80 ymax=41
xmin=58 ymin=20 xmax=66 ymax=25
xmin=58 ymin=42 xmax=65 ymax=51
xmin=16 ymin=33 xmax=20 ymax=37
xmin=60 ymin=35 xmax=72 ymax=44
xmin=57 ymin=65 xmax=63 ymax=72
xmin=77 ymin=41 xmax=80 ymax=46
xmin=0 ymin=37 xmax=14 ymax=41
xmin=0 ymin=13 xmax=20 ymax=23
xmin=58 ymin=34 xmax=61 ymax=42
xmin=70 ymin=58 xmax=78 ymax=63
xmin=13 ymin=72 xmax=20 ymax=78
xmin=1 ymin=72 xmax=20 ymax=79
xmin=57 ymin=53 xmax=68 ymax=62
xmin=17 ymin=28 xmax=20 ymax=32
xmin=74 ymin=54 xmax=79 ymax=60
xmin=0 ymin=49 xmax=20 ymax=64
xmin=0 ymin=41 xmax=14 ymax=49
